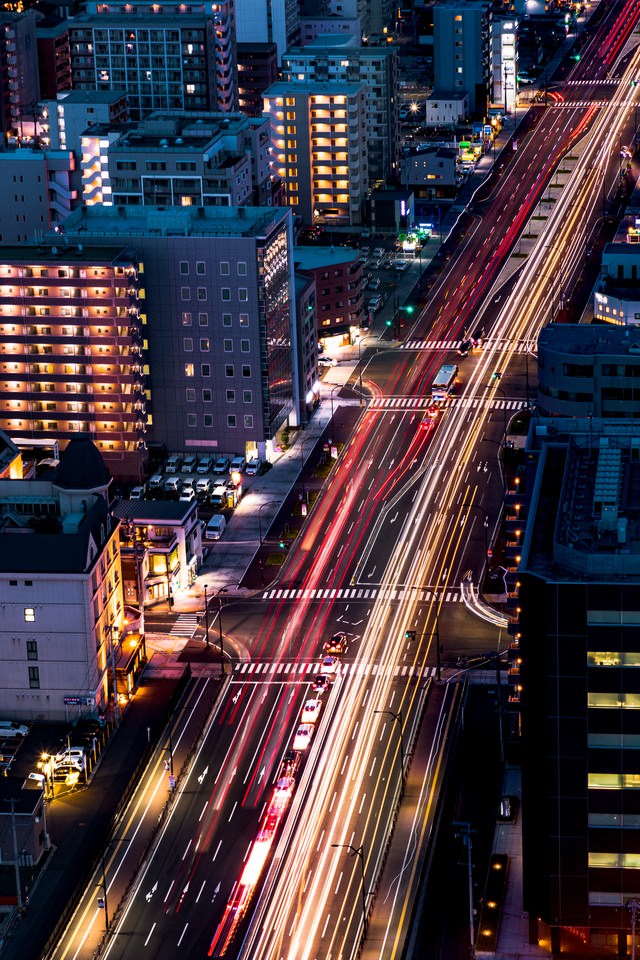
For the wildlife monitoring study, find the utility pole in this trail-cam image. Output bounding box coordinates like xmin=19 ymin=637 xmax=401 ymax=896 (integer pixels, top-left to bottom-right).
xmin=8 ymin=799 xmax=23 ymax=911
xmin=203 ymin=583 xmax=209 ymax=647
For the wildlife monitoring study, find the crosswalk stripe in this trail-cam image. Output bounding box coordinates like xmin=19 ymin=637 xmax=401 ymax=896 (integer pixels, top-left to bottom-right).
xmin=231 ymin=662 xmax=439 ymax=681
xmin=260 ymin=585 xmax=465 ymax=602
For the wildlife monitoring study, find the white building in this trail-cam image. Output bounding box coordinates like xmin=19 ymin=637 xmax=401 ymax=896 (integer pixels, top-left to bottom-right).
xmin=594 ymin=218 xmax=640 ymax=326
xmin=0 ymin=437 xmax=136 ymax=722
xmin=424 ymin=90 xmax=469 ymax=127
xmin=491 ymin=18 xmax=518 ymax=114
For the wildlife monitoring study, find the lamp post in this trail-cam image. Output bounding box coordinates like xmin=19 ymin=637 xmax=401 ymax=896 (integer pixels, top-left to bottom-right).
xmin=203 ymin=583 xmax=209 ymax=647
xmin=332 ymin=843 xmax=368 ymax=938
xmin=39 ymin=753 xmax=55 ymax=800
xmin=374 ymin=709 xmax=405 ymax=795
xmin=106 ymin=621 xmax=121 ymax=729
xmin=98 ymin=837 xmax=129 ymax=933
xmin=214 ymin=584 xmax=237 ymax=674
xmin=258 ymin=500 xmax=280 ymax=550
xmin=329 ymin=383 xmax=342 ymax=426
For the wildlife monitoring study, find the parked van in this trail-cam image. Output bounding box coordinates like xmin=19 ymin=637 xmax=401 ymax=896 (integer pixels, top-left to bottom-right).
xmin=205 ymin=514 xmax=226 ymax=541
xmin=165 ymin=455 xmax=182 ymax=474
xmin=148 ymin=474 xmax=163 ymax=491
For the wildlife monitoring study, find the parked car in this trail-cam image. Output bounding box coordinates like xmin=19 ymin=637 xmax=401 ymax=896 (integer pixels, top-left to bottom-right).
xmin=195 ymin=477 xmax=211 ymax=496
xmin=367 ymin=277 xmax=381 ymax=291
xmin=246 ymin=457 xmax=262 ymax=476
xmin=179 ymin=488 xmax=196 ymax=503
xmin=181 ymin=455 xmax=197 ymax=474
xmin=164 ymin=476 xmax=181 ymax=495
xmin=197 ymin=456 xmax=213 ymax=474
xmin=210 ymin=484 xmax=227 ymax=508
xmin=213 ymin=456 xmax=230 ymax=475
xmin=0 ymin=721 xmax=29 ymax=738
xmin=368 ymin=295 xmax=383 ymax=312
xmin=165 ymin=455 xmax=182 ymax=474
xmin=129 ymin=485 xmax=146 ymax=500
xmin=148 ymin=474 xmax=164 ymax=492
xmin=204 ymin=514 xmax=226 ymax=541
xmin=318 ymin=356 xmax=338 ymax=368
xmin=230 ymin=455 xmax=246 ymax=473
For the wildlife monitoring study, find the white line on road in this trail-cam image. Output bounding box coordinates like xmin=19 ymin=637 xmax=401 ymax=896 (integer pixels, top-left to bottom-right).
xmin=144 ymin=922 xmax=156 ymax=947
xmin=177 ymin=923 xmax=189 ymax=947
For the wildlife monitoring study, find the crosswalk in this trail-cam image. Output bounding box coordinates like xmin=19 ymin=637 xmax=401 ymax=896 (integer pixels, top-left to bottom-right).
xmin=233 ymin=660 xmax=439 ymax=681
xmin=169 ymin=613 xmax=200 ymax=637
xmin=401 ymin=338 xmax=537 ymax=353
xmin=565 ymin=78 xmax=621 ymax=85
xmin=367 ymin=395 xmax=529 ymax=413
xmin=262 ymin=585 xmax=463 ymax=603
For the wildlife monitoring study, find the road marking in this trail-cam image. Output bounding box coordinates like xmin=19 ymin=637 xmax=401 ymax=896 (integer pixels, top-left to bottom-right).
xmin=144 ymin=922 xmax=156 ymax=947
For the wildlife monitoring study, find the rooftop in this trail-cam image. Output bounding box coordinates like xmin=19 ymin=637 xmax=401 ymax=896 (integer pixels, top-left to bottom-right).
xmin=538 ymin=322 xmax=640 ymax=356
xmin=294 ymin=245 xmax=361 ymax=270
xmin=264 ymin=80 xmax=365 ymax=97
xmin=112 ymin=499 xmax=196 ymax=523
xmin=60 ymin=204 xmax=290 ymax=240
xmin=0 ymin=244 xmax=132 ymax=265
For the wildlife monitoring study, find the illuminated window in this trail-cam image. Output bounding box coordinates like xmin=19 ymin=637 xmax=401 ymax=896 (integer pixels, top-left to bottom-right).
xmin=200 ymin=339 xmax=210 ymax=352
xmin=588 ymin=692 xmax=640 ymax=709
xmin=184 ymin=363 xmax=194 ymax=377
xmin=588 ymin=773 xmax=640 ymax=789
xmin=24 ymin=607 xmax=35 ymax=622
xmin=589 ymin=852 xmax=640 ymax=868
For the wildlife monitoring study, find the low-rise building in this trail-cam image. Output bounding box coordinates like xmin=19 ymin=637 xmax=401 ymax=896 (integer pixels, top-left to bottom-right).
xmin=294 ymin=245 xmax=364 ymax=337
xmin=402 ymin=147 xmax=457 ymax=202
xmin=0 ymin=437 xmax=139 ymax=723
xmin=113 ymin=499 xmax=202 ymax=608
xmin=424 ymin=90 xmax=469 ymax=127
xmin=0 ymin=148 xmax=80 ymax=242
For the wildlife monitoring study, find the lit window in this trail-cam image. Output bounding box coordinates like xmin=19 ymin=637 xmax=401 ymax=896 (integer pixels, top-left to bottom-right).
xmin=200 ymin=338 xmax=210 ymax=352
xmin=185 ymin=363 xmax=194 ymax=377
xmin=24 ymin=607 xmax=35 ymax=622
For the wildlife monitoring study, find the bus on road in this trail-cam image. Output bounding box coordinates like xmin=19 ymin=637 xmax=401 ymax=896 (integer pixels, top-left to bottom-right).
xmin=431 ymin=363 xmax=458 ymax=402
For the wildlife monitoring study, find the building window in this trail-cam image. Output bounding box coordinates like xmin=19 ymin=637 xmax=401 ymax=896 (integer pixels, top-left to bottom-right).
xmin=204 ymin=414 xmax=213 ymax=427
xmin=182 ymin=311 xmax=192 ymax=326
xmin=197 ymin=287 xmax=207 ymax=301
xmin=242 ymin=364 xmax=251 ymax=378
xmin=198 ymin=312 xmax=208 ymax=326
xmin=220 ymin=262 xmax=230 ymax=275
xmin=201 ymin=363 xmax=211 ymax=377
xmin=186 ymin=388 xmax=196 ymax=401
xmin=226 ymin=389 xmax=235 ymax=402
xmin=26 ymin=640 xmax=38 ymax=661
xmin=228 ymin=414 xmax=237 ymax=427
xmin=187 ymin=414 xmax=197 ymax=427
xmin=185 ymin=363 xmax=195 ymax=377
xmin=24 ymin=607 xmax=35 ymax=622
xmin=238 ymin=288 xmax=248 ymax=301
xmin=244 ymin=414 xmax=253 ymax=428
xmin=179 ymin=261 xmax=189 ymax=275
xmin=183 ymin=338 xmax=193 ymax=351
xmin=237 ymin=261 xmax=247 ymax=276
xmin=225 ymin=364 xmax=234 ymax=377
xmin=202 ymin=389 xmax=212 ymax=402
xmin=200 ymin=338 xmax=210 ymax=352
xmin=28 ymin=666 xmax=40 ymax=689
xmin=243 ymin=389 xmax=252 ymax=403
xmin=222 ymin=313 xmax=232 ymax=327
xmin=239 ymin=313 xmax=249 ymax=327
xmin=241 ymin=339 xmax=250 ymax=353
xmin=196 ymin=261 xmax=206 ymax=275
xmin=221 ymin=288 xmax=231 ymax=301
xmin=181 ymin=287 xmax=191 ymax=300
xmin=224 ymin=339 xmax=233 ymax=352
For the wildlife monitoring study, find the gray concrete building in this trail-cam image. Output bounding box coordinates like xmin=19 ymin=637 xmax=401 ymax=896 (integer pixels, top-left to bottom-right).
xmin=537 ymin=323 xmax=640 ymax=420
xmin=60 ymin=204 xmax=306 ymax=460
xmin=0 ymin=148 xmax=80 ymax=243
xmin=433 ymin=0 xmax=491 ymax=116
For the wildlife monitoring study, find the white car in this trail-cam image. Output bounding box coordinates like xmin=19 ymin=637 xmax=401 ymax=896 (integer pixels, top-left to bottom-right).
xmin=195 ymin=477 xmax=211 ymax=495
xmin=301 ymin=699 xmax=321 ymax=724
xmin=318 ymin=356 xmax=338 ymax=368
xmin=246 ymin=458 xmax=262 ymax=476
xmin=197 ymin=456 xmax=213 ymax=474
xmin=179 ymin=488 xmax=196 ymax=503
xmin=230 ymin=456 xmax=246 ymax=473
xmin=319 ymin=656 xmax=339 ymax=678
xmin=293 ymin=723 xmax=314 ymax=751
xmin=129 ymin=485 xmax=145 ymax=500
xmin=0 ymin=721 xmax=29 ymax=738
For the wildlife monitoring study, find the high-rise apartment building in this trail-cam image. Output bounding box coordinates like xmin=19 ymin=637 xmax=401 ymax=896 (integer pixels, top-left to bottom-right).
xmin=69 ymin=0 xmax=237 ymax=121
xmin=234 ymin=0 xmax=299 ymax=62
xmin=433 ymin=0 xmax=491 ymax=116
xmin=263 ymin=80 xmax=368 ymax=226
xmin=0 ymin=11 xmax=41 ymax=144
xmin=0 ymin=245 xmax=148 ymax=478
xmin=280 ymin=41 xmax=400 ymax=185
xmin=515 ymin=416 xmax=640 ymax=957
xmin=237 ymin=42 xmax=278 ymax=116
xmin=36 ymin=22 xmax=73 ymax=100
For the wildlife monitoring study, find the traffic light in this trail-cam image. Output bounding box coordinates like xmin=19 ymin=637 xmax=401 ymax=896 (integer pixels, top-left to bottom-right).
xmin=385 ymin=318 xmax=393 ymax=327
xmin=405 ymin=629 xmax=417 ymax=640
xmin=279 ymin=538 xmax=289 ymax=550
xmin=492 ymin=371 xmax=502 ymax=380
xmin=400 ymin=304 xmax=415 ymax=315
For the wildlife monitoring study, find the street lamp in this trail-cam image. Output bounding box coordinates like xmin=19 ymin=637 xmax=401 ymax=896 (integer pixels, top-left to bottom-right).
xmin=105 ymin=621 xmax=121 ymax=729
xmin=329 ymin=383 xmax=342 ymax=426
xmin=374 ymin=709 xmax=405 ymax=796
xmin=258 ymin=500 xmax=280 ymax=550
xmin=332 ymin=843 xmax=368 ymax=938
xmin=203 ymin=583 xmax=210 ymax=647
xmin=39 ymin=753 xmax=55 ymax=800
xmin=98 ymin=837 xmax=129 ymax=933
xmin=214 ymin=584 xmax=238 ymax=674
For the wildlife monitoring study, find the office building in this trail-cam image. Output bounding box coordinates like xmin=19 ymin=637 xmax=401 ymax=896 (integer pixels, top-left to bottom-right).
xmin=280 ymin=40 xmax=400 ymax=185
xmin=433 ymin=0 xmax=491 ymax=116
xmin=237 ymin=42 xmax=278 ymax=117
xmin=537 ymin=323 xmax=640 ymax=420
xmin=81 ymin=111 xmax=274 ymax=208
xmin=0 ymin=435 xmax=135 ymax=723
xmin=0 ymin=148 xmax=80 ymax=243
xmin=60 ymin=203 xmax=304 ymax=458
xmin=0 ymin=244 xmax=148 ymax=479
xmin=491 ymin=18 xmax=517 ymax=115
xmin=0 ymin=11 xmax=41 ymax=144
xmin=263 ymin=80 xmax=368 ymax=226
xmin=594 ymin=217 xmax=640 ymax=326
xmin=36 ymin=22 xmax=72 ymax=100
xmin=69 ymin=0 xmax=237 ymax=121
xmin=515 ymin=416 xmax=640 ymax=956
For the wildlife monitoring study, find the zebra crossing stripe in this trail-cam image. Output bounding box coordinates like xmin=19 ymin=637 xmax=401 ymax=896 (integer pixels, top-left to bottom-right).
xmin=260 ymin=586 xmax=465 ymax=602
xmin=231 ymin=661 xmax=440 ymax=680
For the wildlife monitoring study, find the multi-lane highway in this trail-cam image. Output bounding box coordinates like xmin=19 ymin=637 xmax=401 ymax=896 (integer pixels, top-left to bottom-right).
xmin=52 ymin=2 xmax=640 ymax=957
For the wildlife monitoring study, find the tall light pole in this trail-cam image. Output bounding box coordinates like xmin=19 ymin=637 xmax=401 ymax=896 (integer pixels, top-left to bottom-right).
xmin=329 ymin=383 xmax=342 ymax=427
xmin=203 ymin=583 xmax=209 ymax=647
xmin=98 ymin=837 xmax=129 ymax=933
xmin=214 ymin=584 xmax=237 ymax=674
xmin=332 ymin=843 xmax=368 ymax=938
xmin=106 ymin=621 xmax=121 ymax=729
xmin=374 ymin=709 xmax=405 ymax=795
